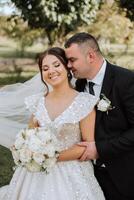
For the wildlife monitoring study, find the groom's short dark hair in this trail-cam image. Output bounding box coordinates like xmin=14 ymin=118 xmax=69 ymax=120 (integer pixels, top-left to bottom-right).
xmin=65 ymin=32 xmax=101 ymax=54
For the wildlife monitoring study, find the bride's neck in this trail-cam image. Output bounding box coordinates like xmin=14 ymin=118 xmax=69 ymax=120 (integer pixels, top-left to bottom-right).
xmin=51 ymin=82 xmax=73 ymax=97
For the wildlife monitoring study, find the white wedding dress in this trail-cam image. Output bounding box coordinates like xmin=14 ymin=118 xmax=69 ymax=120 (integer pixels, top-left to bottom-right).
xmin=0 ymin=92 xmax=105 ymax=200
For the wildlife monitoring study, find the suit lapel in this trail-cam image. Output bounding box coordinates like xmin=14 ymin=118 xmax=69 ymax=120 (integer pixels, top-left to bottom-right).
xmin=96 ymin=62 xmax=115 ymax=124
xmin=101 ymin=62 xmax=114 ymax=97
xmin=75 ymin=62 xmax=115 ymax=125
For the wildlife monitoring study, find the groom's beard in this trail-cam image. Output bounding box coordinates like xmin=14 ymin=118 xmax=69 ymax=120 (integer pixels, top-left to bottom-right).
xmin=71 ymin=70 xmax=78 ymax=78
xmin=72 ymin=71 xmax=81 ymax=79
xmin=70 ymin=68 xmax=87 ymax=80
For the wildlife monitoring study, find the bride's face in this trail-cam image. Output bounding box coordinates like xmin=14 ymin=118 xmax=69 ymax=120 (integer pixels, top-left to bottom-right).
xmin=41 ymin=54 xmax=68 ymax=87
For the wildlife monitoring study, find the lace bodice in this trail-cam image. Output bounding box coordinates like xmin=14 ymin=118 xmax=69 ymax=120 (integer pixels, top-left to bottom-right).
xmin=25 ymin=92 xmax=98 ymax=150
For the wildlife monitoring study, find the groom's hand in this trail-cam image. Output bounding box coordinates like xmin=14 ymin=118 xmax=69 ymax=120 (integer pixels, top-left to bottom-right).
xmin=78 ymin=141 xmax=99 ymax=161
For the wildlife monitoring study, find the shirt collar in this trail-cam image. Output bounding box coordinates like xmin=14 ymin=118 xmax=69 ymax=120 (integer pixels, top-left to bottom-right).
xmin=87 ymin=59 xmax=106 ymax=86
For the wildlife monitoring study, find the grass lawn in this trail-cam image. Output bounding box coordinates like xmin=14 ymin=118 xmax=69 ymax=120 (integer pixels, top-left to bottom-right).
xmin=0 ymin=145 xmax=14 ymax=187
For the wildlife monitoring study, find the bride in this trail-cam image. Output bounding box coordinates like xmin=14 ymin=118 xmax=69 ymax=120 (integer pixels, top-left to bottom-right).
xmin=0 ymin=47 xmax=105 ymax=199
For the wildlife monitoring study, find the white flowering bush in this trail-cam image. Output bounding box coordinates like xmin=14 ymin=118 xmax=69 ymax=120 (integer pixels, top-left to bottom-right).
xmin=11 ymin=127 xmax=59 ymax=173
xmin=40 ymin=0 xmax=100 ymax=26
xmin=11 ymin=0 xmax=102 ymax=44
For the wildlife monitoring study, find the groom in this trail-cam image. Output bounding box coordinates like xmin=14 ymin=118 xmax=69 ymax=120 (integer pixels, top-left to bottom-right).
xmin=65 ymin=32 xmax=134 ymax=200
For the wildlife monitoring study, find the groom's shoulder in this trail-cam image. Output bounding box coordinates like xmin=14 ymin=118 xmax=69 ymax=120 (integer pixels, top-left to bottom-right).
xmin=107 ymin=61 xmax=134 ymax=79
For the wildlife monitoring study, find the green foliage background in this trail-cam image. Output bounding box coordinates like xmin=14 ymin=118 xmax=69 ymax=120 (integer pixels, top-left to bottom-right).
xmin=0 ymin=146 xmax=14 ymax=187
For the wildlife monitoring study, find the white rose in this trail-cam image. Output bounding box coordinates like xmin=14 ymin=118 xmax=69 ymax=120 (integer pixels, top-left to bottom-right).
xmin=37 ymin=128 xmax=52 ymax=143
xmin=43 ymin=158 xmax=57 ymax=171
xmin=25 ymin=129 xmax=36 ymax=139
xmin=16 ymin=129 xmax=26 ymax=137
xmin=11 ymin=150 xmax=20 ymax=165
xmin=42 ymin=144 xmax=56 ymax=157
xmin=28 ymin=135 xmax=42 ymax=153
xmin=14 ymin=136 xmax=25 ymax=150
xmin=19 ymin=148 xmax=32 ymax=163
xmin=33 ymin=152 xmax=45 ymax=165
xmin=97 ymin=99 xmax=110 ymax=112
xmin=26 ymin=160 xmax=41 ymax=172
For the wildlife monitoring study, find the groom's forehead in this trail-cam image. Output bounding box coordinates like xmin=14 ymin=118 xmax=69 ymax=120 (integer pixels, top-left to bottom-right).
xmin=65 ymin=44 xmax=81 ymax=58
xmin=65 ymin=43 xmax=79 ymax=51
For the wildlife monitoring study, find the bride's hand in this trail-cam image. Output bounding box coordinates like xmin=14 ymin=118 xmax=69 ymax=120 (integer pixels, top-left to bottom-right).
xmin=28 ymin=115 xmax=40 ymax=128
xmin=77 ymin=141 xmax=99 ymax=161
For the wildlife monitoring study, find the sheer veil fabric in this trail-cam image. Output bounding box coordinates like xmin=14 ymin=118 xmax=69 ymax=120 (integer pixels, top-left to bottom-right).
xmin=0 ymin=72 xmax=75 ymax=148
xmin=0 ymin=73 xmax=46 ymax=148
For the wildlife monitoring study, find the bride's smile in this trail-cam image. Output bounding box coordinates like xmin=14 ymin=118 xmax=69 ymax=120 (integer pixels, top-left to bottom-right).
xmin=42 ymin=54 xmax=68 ymax=87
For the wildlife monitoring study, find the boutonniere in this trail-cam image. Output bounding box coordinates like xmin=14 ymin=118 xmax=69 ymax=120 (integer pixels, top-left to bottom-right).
xmin=97 ymin=94 xmax=115 ymax=114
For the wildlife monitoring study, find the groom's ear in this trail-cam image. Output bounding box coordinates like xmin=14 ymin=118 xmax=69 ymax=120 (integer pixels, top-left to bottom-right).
xmin=86 ymin=49 xmax=96 ymax=63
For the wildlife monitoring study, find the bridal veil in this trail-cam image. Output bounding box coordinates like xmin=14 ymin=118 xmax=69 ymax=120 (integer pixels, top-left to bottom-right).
xmin=0 ymin=73 xmax=45 ymax=148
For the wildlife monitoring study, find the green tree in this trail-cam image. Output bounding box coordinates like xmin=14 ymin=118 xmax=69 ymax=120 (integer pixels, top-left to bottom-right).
xmin=83 ymin=3 xmax=134 ymax=69
xmin=117 ymin=0 xmax=134 ymax=21
xmin=86 ymin=3 xmax=134 ymax=45
xmin=2 ymin=15 xmax=43 ymax=56
xmin=11 ymin=0 xmax=102 ymax=45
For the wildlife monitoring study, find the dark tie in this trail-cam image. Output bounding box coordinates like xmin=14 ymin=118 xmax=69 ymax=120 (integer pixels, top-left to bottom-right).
xmin=88 ymin=82 xmax=95 ymax=95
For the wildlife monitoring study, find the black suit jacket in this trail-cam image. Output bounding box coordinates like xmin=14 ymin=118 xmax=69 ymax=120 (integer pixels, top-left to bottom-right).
xmin=76 ymin=61 xmax=134 ymax=197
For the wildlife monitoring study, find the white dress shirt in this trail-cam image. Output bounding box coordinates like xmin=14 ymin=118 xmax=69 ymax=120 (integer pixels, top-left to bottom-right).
xmin=85 ymin=60 xmax=107 ymax=97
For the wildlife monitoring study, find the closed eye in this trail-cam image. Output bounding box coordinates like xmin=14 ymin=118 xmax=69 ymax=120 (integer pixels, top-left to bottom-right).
xmin=42 ymin=62 xmax=60 ymax=71
xmin=42 ymin=67 xmax=48 ymax=71
xmin=54 ymin=63 xmax=60 ymax=68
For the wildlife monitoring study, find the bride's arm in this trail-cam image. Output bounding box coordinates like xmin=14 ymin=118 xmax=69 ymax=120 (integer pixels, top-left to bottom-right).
xmin=57 ymin=109 xmax=96 ymax=162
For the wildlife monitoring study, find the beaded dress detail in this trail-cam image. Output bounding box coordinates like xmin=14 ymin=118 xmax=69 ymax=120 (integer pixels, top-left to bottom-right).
xmin=0 ymin=92 xmax=105 ymax=200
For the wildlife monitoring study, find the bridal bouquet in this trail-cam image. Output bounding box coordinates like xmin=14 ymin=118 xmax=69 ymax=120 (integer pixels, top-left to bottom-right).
xmin=10 ymin=127 xmax=59 ymax=173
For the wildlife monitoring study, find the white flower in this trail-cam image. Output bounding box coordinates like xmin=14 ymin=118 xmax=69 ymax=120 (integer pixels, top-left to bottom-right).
xmin=68 ymin=0 xmax=74 ymax=2
xmin=25 ymin=129 xmax=35 ymax=139
xmin=43 ymin=144 xmax=56 ymax=157
xmin=97 ymin=99 xmax=110 ymax=112
xmin=28 ymin=135 xmax=42 ymax=152
xmin=16 ymin=129 xmax=25 ymax=138
xmin=33 ymin=152 xmax=45 ymax=165
xmin=11 ymin=127 xmax=59 ymax=173
xmin=97 ymin=94 xmax=115 ymax=113
xmin=37 ymin=128 xmax=52 ymax=143
xmin=43 ymin=157 xmax=57 ymax=171
xmin=26 ymin=160 xmax=41 ymax=172
xmin=11 ymin=150 xmax=20 ymax=165
xmin=19 ymin=148 xmax=32 ymax=163
xmin=14 ymin=136 xmax=25 ymax=150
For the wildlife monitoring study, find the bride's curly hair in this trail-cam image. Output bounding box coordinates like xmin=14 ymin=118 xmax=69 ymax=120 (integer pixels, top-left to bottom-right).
xmin=38 ymin=47 xmax=72 ymax=96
